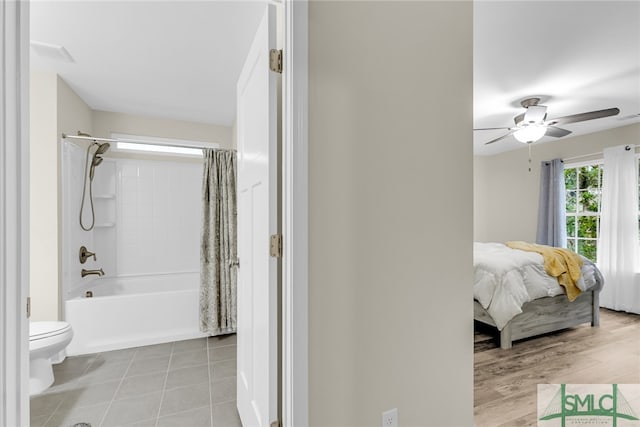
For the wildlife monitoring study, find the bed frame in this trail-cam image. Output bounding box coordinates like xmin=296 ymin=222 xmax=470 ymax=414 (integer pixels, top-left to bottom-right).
xmin=474 ymin=289 xmax=600 ymax=349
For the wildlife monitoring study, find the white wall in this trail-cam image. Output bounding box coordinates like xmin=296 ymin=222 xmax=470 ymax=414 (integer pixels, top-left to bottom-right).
xmin=30 ymin=71 xmax=59 ymax=321
xmin=308 ymin=2 xmax=473 ymax=425
xmin=29 ymin=73 xmax=93 ymax=321
xmin=474 ymin=123 xmax=640 ymax=243
xmin=57 ymin=77 xmax=94 ymax=311
xmin=92 ymin=110 xmax=232 ymax=149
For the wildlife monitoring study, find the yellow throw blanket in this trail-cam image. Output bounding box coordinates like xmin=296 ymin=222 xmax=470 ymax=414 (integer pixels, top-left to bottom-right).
xmin=505 ymin=241 xmax=583 ymax=301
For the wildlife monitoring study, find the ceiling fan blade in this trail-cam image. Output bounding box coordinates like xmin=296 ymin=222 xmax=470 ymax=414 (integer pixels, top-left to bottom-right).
xmin=484 ymin=131 xmax=515 ymax=145
xmin=523 ymin=105 xmax=547 ymax=123
xmin=546 ymin=108 xmax=620 ymax=126
xmin=545 ymin=126 xmax=572 ymax=138
xmin=474 ymin=127 xmax=511 ymax=131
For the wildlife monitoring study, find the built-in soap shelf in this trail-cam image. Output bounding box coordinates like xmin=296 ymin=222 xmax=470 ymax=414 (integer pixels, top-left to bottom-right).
xmin=94 ymin=191 xmax=116 ymax=227
xmin=94 ymin=222 xmax=116 ymax=228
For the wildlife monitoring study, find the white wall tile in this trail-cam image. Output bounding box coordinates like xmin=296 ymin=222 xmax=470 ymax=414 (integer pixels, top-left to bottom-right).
xmin=115 ymin=158 xmax=202 ymax=276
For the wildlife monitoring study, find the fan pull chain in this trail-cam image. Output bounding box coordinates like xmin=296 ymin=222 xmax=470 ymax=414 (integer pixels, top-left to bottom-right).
xmin=528 ymin=142 xmax=532 ymax=172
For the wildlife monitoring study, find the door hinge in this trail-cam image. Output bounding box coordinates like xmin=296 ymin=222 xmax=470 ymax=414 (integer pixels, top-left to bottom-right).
xmin=27 ymin=297 xmax=31 ymax=318
xmin=270 ymin=234 xmax=283 ymax=258
xmin=270 ymin=420 xmax=281 ymax=427
xmin=269 ymin=49 xmax=282 ymax=74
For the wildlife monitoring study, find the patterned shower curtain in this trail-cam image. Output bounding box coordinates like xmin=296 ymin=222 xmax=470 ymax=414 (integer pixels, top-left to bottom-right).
xmin=200 ymin=148 xmax=237 ymax=335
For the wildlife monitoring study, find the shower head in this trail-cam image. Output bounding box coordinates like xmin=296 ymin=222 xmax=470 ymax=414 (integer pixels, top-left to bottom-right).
xmin=89 ymin=142 xmax=110 ymax=180
xmin=95 ymin=142 xmax=110 ymax=155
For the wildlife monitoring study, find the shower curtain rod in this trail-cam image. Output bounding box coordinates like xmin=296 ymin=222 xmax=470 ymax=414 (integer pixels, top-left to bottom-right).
xmin=61 ymin=133 xmax=215 ymax=150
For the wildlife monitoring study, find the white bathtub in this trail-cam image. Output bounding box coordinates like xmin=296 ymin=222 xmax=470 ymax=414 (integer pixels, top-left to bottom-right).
xmin=65 ymin=273 xmax=207 ymax=355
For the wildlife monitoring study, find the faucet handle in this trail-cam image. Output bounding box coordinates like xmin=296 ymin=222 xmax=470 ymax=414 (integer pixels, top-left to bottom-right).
xmin=79 ymin=246 xmax=97 ymax=264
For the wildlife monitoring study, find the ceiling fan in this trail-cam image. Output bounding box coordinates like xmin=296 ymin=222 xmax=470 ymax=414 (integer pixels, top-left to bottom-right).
xmin=475 ymin=97 xmax=620 ymax=145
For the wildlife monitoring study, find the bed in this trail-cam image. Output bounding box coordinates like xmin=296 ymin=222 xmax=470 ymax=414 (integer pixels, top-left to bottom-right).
xmin=473 ymin=242 xmax=604 ymax=349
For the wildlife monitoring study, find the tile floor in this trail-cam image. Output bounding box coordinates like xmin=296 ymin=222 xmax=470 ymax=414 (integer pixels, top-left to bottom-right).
xmin=30 ymin=334 xmax=240 ymax=427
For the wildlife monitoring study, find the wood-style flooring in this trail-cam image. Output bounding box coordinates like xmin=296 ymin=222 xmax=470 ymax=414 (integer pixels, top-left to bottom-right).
xmin=474 ymin=308 xmax=640 ymax=426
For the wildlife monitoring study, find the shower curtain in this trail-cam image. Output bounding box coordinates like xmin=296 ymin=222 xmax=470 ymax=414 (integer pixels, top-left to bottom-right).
xmin=200 ymin=149 xmax=237 ymax=335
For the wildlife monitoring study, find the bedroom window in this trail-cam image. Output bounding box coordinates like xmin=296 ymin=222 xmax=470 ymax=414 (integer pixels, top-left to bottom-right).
xmin=564 ymin=163 xmax=603 ymax=261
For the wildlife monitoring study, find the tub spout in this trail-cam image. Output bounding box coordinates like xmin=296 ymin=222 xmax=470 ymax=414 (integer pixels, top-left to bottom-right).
xmin=81 ymin=268 xmax=104 ymax=278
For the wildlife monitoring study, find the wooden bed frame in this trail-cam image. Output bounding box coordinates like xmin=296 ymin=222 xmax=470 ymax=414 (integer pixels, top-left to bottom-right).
xmin=474 ymin=289 xmax=600 ymax=349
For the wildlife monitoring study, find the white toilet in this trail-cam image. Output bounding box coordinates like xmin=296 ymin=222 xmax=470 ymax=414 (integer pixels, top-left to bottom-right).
xmin=29 ymin=321 xmax=73 ymax=395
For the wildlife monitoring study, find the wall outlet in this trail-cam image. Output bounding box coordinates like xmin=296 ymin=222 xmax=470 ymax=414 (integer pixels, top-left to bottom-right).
xmin=382 ymin=408 xmax=398 ymax=427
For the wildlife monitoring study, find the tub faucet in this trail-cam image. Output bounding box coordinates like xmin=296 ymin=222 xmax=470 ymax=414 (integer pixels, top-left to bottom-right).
xmin=81 ymin=268 xmax=104 ymax=278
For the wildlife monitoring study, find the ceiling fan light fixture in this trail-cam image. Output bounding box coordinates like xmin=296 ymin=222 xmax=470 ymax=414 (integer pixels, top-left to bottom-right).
xmin=514 ymin=124 xmax=546 ymax=143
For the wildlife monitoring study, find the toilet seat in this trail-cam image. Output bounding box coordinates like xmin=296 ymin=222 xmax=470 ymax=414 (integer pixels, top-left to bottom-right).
xmin=30 ymin=321 xmax=72 ymax=341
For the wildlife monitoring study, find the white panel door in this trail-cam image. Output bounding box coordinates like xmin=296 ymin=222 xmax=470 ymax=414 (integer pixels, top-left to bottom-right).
xmin=236 ymin=4 xmax=278 ymax=427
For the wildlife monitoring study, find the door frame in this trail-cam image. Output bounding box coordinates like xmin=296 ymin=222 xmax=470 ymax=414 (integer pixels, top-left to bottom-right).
xmin=1 ymin=0 xmax=308 ymax=425
xmin=281 ymin=1 xmax=308 ymax=425
xmin=0 ymin=0 xmax=31 ymax=426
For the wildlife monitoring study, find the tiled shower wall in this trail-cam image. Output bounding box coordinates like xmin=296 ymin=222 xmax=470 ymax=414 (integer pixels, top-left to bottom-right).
xmin=63 ymin=145 xmax=202 ymax=299
xmin=63 ymin=146 xmax=203 ymax=299
xmin=117 ymin=159 xmax=202 ymax=275
xmin=100 ymin=158 xmax=203 ymax=277
xmin=62 ymin=141 xmax=96 ymax=299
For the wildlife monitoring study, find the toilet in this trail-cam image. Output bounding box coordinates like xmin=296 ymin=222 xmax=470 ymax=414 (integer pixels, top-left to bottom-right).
xmin=29 ymin=321 xmax=73 ymax=395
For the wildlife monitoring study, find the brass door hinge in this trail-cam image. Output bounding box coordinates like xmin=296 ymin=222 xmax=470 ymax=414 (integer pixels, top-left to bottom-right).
xmin=270 ymin=420 xmax=281 ymax=427
xmin=270 ymin=234 xmax=283 ymax=258
xmin=27 ymin=297 xmax=31 ymax=318
xmin=269 ymin=49 xmax=282 ymax=74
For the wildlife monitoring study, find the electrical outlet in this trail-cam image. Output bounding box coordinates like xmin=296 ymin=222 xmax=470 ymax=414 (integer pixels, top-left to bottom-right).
xmin=382 ymin=408 xmax=398 ymax=427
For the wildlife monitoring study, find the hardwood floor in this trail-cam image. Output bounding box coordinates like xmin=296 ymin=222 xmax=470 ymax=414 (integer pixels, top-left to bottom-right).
xmin=474 ymin=308 xmax=640 ymax=426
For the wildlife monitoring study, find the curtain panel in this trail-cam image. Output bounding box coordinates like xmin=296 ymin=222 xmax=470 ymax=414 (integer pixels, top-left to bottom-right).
xmin=536 ymin=158 xmax=567 ymax=248
xmin=598 ymin=145 xmax=640 ymax=313
xmin=200 ymin=149 xmax=238 ymax=335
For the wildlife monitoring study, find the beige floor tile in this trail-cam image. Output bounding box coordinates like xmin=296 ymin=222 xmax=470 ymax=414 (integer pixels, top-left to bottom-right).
xmin=170 ymin=349 xmax=208 ymax=370
xmin=209 ymin=345 xmax=236 ymax=363
xmin=30 ymin=391 xmax=66 ymax=418
xmin=30 ymin=335 xmax=238 ymax=426
xmin=116 ymin=372 xmax=167 ymax=400
xmin=127 ymin=355 xmax=170 ymax=377
xmin=157 ymin=405 xmax=212 ymax=427
xmin=212 ymin=400 xmax=241 ymax=427
xmin=165 ymin=364 xmax=209 ymax=390
xmin=56 ymin=380 xmax=120 ymax=409
xmin=159 ymin=382 xmax=210 ymax=417
xmin=211 ymin=359 xmax=236 ymax=382
xmin=102 ymin=391 xmax=163 ymax=426
xmin=172 ymin=338 xmax=208 ymax=354
xmin=133 ymin=342 xmax=173 ymax=360
xmin=210 ymin=376 xmax=236 ymax=404
xmin=207 ymin=334 xmax=236 ymax=348
xmin=45 ymin=401 xmax=109 ymax=427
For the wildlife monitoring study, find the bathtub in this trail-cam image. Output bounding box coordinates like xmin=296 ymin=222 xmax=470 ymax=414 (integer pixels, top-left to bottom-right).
xmin=65 ymin=273 xmax=208 ymax=355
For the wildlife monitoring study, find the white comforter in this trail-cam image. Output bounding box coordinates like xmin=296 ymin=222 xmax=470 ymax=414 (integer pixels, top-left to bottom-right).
xmin=474 ymin=242 xmax=603 ymax=330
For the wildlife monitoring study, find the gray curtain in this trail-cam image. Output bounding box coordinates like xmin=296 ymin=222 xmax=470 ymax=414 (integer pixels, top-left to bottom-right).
xmin=536 ymin=158 xmax=567 ymax=247
xmin=200 ymin=149 xmax=237 ymax=335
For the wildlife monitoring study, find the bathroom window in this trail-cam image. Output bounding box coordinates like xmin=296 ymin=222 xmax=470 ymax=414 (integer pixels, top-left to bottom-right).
xmin=111 ymin=133 xmax=219 ymax=157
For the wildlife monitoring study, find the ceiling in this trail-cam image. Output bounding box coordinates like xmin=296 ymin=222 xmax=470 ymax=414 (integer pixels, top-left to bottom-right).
xmin=30 ymin=1 xmax=265 ymax=127
xmin=474 ymin=1 xmax=640 ymax=156
xmin=31 ymin=2 xmax=640 ymax=149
